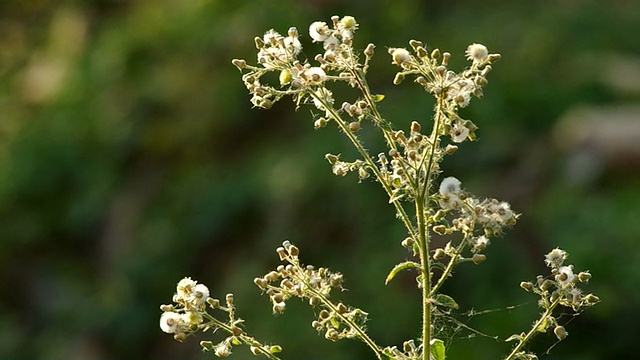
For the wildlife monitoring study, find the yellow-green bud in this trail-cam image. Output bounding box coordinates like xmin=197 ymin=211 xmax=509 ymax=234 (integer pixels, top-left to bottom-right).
xmin=279 ymin=69 xmax=292 ymax=86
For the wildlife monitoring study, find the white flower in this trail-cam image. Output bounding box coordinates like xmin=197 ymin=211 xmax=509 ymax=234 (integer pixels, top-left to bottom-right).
xmin=309 ymin=21 xmax=330 ymax=42
xmin=557 ymin=266 xmax=575 ymax=287
xmin=262 ymin=29 xmax=282 ymax=45
xmin=214 ymin=344 xmax=232 ymax=357
xmin=439 ymin=176 xmax=461 ymax=195
xmin=450 ymin=122 xmax=470 ymax=143
xmin=193 ymin=283 xmax=210 ymax=305
xmin=283 ymin=36 xmax=302 ymax=55
xmin=439 ymin=193 xmax=463 ymax=210
xmin=302 ymin=67 xmax=326 ymax=85
xmin=466 ymin=43 xmax=488 ymax=63
xmin=323 ymin=36 xmax=340 ymax=50
xmin=312 ymin=88 xmax=334 ymax=111
xmin=176 ymin=277 xmax=197 ymax=301
xmin=339 ymin=16 xmax=358 ymax=31
xmin=390 ymin=48 xmax=412 ymax=66
xmin=159 ymin=311 xmax=182 ymax=333
xmin=545 ymin=248 xmax=568 ymax=268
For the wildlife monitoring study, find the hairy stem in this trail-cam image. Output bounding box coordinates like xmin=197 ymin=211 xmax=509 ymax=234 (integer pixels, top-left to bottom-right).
xmin=416 ymin=197 xmax=432 ymax=359
xmin=504 ymin=296 xmax=562 ymax=360
xmin=310 ymin=90 xmax=416 ymax=239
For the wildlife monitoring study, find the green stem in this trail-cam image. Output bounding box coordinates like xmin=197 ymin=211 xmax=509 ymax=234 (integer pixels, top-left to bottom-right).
xmin=310 ymin=90 xmax=416 ymax=240
xmin=504 ymin=296 xmax=562 ymax=360
xmin=202 ymin=314 xmax=283 ymax=360
xmin=429 ymin=237 xmax=467 ymax=297
xmin=416 ymin=197 xmax=431 ymax=360
xmin=289 ymin=260 xmax=384 ymax=359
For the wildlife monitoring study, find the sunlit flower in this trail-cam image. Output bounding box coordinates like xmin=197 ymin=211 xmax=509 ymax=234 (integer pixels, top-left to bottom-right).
xmin=450 ymin=122 xmax=470 ymax=143
xmin=160 ymin=311 xmax=183 ymax=334
xmin=466 ymin=43 xmax=488 ymax=63
xmin=390 ymin=48 xmax=412 ymax=66
xmin=557 ymin=266 xmax=575 ymax=287
xmin=309 ymin=21 xmax=330 ymax=42
xmin=439 ymin=176 xmax=462 ymax=195
xmin=545 ymin=248 xmax=568 ymax=268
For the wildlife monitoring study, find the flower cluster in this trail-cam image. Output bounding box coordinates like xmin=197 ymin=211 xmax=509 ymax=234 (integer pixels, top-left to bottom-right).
xmin=507 ymin=248 xmax=600 ymax=359
xmin=254 ymin=241 xmax=371 ymax=343
xmin=159 ymin=277 xmax=210 ymax=340
xmin=232 ymin=15 xmax=367 ymax=112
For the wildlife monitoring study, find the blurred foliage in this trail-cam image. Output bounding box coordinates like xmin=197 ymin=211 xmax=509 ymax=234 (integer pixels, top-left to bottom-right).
xmin=0 ymin=0 xmax=639 ymax=359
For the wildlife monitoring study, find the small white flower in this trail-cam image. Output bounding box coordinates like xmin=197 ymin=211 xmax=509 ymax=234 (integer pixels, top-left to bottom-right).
xmin=214 ymin=344 xmax=232 ymax=357
xmin=262 ymin=30 xmax=282 ymax=46
xmin=193 ymin=283 xmax=210 ymax=304
xmin=439 ymin=193 xmax=463 ymax=210
xmin=439 ymin=176 xmax=462 ymax=195
xmin=557 ymin=266 xmax=575 ymax=287
xmin=283 ymin=36 xmax=302 ymax=55
xmin=302 ymin=67 xmax=326 ymax=85
xmin=450 ymin=122 xmax=470 ymax=143
xmin=390 ymin=48 xmax=412 ymax=66
xmin=309 ymin=21 xmax=330 ymax=42
xmin=323 ymin=36 xmax=340 ymax=50
xmin=545 ymin=248 xmax=568 ymax=268
xmin=176 ymin=277 xmax=197 ymax=301
xmin=312 ymin=88 xmax=334 ymax=111
xmin=159 ymin=311 xmax=182 ymax=333
xmin=339 ymin=16 xmax=358 ymax=31
xmin=466 ymin=43 xmax=488 ymax=63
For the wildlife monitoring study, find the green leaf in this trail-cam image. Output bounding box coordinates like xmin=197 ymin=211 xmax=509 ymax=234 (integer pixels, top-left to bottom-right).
xmin=330 ymin=316 xmax=340 ymax=329
xmin=371 ymin=94 xmax=385 ymax=102
xmin=433 ymin=294 xmax=459 ymax=309
xmin=430 ymin=338 xmax=446 ymax=360
xmin=385 ymin=261 xmax=421 ymax=285
xmin=269 ymin=345 xmax=283 ymax=353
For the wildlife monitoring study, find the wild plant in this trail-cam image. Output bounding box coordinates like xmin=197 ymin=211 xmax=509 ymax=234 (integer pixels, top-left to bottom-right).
xmin=159 ymin=15 xmax=598 ymax=360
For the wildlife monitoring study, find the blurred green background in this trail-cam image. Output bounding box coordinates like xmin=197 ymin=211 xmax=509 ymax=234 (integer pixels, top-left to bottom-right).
xmin=1 ymin=0 xmax=638 ymax=359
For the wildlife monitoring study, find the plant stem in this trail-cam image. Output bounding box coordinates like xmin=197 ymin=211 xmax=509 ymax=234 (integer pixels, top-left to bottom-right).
xmin=310 ymin=91 xmax=416 ymax=240
xmin=416 ymin=196 xmax=431 ymax=360
xmin=504 ymin=297 xmax=562 ymax=360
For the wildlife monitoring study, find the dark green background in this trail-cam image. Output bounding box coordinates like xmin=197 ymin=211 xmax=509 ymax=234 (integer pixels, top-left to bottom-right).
xmin=1 ymin=0 xmax=638 ymax=359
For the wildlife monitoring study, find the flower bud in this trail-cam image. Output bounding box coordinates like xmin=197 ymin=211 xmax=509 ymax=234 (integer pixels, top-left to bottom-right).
xmin=336 ymin=302 xmax=347 ymax=314
xmin=431 ymin=48 xmax=441 ymax=59
xmin=433 ymin=248 xmax=446 ymax=260
xmin=273 ymin=301 xmax=286 ymax=314
xmin=287 ymin=245 xmax=299 ymax=257
xmin=364 ymin=43 xmax=375 ymax=57
xmin=349 ymin=122 xmax=361 ymax=132
xmin=472 ymin=253 xmax=486 ymax=264
xmin=160 ymin=304 xmax=174 ymax=312
xmin=432 ymin=225 xmax=447 ymax=235
xmin=416 ymin=46 xmax=428 ymax=58
xmin=554 ymin=325 xmax=568 ymax=340
xmin=401 ymin=236 xmax=414 ymax=248
xmin=231 ymin=325 xmax=243 ymax=336
xmin=250 ymin=346 xmax=261 ymax=355
xmin=520 ymin=281 xmax=534 ymax=292
xmin=578 ymin=271 xmax=591 ymax=283
xmin=325 ymin=153 xmax=339 ymax=164
xmin=276 ymin=247 xmax=287 ymax=260
xmin=393 ymin=72 xmax=405 ymax=85
xmin=436 ymin=65 xmax=446 ymax=76
xmin=207 ymin=298 xmax=220 ymax=308
xmin=410 ymin=121 xmax=421 ymax=133
xmin=309 ymin=296 xmax=321 ymax=306
xmin=409 ymin=39 xmax=423 ymax=50
xmin=254 ymin=277 xmax=267 ymax=288
xmin=445 ymin=144 xmax=458 ymax=155
xmin=226 ymin=293 xmax=234 ymax=305
xmin=231 ymin=59 xmax=246 ymax=70
xmin=441 ymin=52 xmax=451 ymax=66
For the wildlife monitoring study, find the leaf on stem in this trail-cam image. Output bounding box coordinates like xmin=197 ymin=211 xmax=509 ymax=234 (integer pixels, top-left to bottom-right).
xmin=430 ymin=338 xmax=446 ymax=360
xmin=385 ymin=261 xmax=421 ymax=285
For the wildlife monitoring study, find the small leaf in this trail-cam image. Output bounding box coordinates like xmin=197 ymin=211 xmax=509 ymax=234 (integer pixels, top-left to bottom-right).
xmin=330 ymin=317 xmax=340 ymax=329
xmin=506 ymin=333 xmax=524 ymax=342
xmin=430 ymin=338 xmax=446 ymax=360
xmin=432 ymin=294 xmax=459 ymax=309
xmin=385 ymin=261 xmax=421 ymax=285
xmin=269 ymin=345 xmax=283 ymax=353
xmin=371 ymin=94 xmax=385 ymax=102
